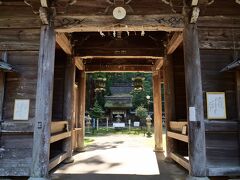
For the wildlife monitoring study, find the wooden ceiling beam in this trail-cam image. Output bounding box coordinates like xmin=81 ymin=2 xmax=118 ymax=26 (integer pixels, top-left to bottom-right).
xmin=154 ymin=58 xmax=164 ymax=70
xmin=81 ymin=56 xmax=161 ymax=59
xmin=56 ymin=33 xmax=72 ymax=55
xmin=167 ymin=32 xmax=183 ymax=55
xmin=76 ymin=48 xmax=163 ymax=58
xmin=85 ymin=65 xmax=153 ymax=72
xmin=55 ymin=15 xmax=184 ymax=33
xmin=74 ymin=57 xmax=84 ymax=70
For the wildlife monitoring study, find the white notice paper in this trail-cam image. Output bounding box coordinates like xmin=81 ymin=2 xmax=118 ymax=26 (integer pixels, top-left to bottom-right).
xmin=206 ymin=92 xmax=226 ymax=119
xmin=189 ymin=107 xmax=196 ymax=121
xmin=13 ymin=99 xmax=30 ymax=120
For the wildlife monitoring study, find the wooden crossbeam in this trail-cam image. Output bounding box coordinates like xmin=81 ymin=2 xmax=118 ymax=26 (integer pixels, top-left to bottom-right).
xmin=167 ymin=32 xmax=183 ymax=54
xmin=154 ymin=58 xmax=164 ymax=70
xmin=74 ymin=57 xmax=84 ymax=70
xmin=55 ymin=15 xmax=184 ymax=33
xmin=85 ymin=65 xmax=153 ymax=72
xmin=56 ymin=33 xmax=72 ymax=55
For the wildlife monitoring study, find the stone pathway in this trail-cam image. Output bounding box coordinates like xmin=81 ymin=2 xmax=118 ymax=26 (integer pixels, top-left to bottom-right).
xmin=51 ymin=134 xmax=187 ymax=180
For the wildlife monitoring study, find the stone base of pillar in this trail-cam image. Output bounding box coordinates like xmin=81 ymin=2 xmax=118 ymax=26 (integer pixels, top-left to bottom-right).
xmin=75 ymin=147 xmax=85 ymax=152
xmin=154 ymin=147 xmax=164 ymax=153
xmin=28 ymin=177 xmax=50 ymax=180
xmin=63 ymin=156 xmax=74 ymax=164
xmin=186 ymin=175 xmax=210 ymax=180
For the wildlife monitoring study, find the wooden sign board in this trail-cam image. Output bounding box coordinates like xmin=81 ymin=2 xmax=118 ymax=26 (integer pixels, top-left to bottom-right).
xmin=206 ymin=92 xmax=227 ymax=120
xmin=13 ymin=99 xmax=30 ymax=120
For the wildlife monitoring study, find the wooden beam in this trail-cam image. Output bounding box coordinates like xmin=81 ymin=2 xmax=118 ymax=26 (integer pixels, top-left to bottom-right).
xmin=183 ymin=18 xmax=206 ymax=176
xmin=55 ymin=14 xmax=184 ymax=33
xmin=74 ymin=57 xmax=84 ymax=70
xmin=154 ymin=58 xmax=164 ymax=70
xmin=62 ymin=56 xmax=75 ymax=163
xmin=76 ymin=47 xmax=164 ymax=58
xmin=167 ymin=32 xmax=183 ymax=55
xmin=152 ymin=70 xmax=164 ymax=152
xmin=85 ymin=65 xmax=153 ymax=72
xmin=170 ymin=152 xmax=190 ymax=170
xmin=190 ymin=7 xmax=200 ymax=24
xmin=76 ymin=71 xmax=86 ymax=152
xmin=56 ymin=33 xmax=72 ymax=55
xmin=163 ymin=56 xmax=176 ymax=158
xmin=30 ymin=25 xmax=56 ymax=180
xmin=49 ymin=152 xmax=68 ymax=171
xmin=170 ymin=121 xmax=188 ymax=132
xmin=167 ymin=131 xmax=189 ymax=143
xmin=236 ymin=71 xmax=240 ymax=120
xmin=50 ymin=132 xmax=71 ymax=144
xmin=82 ymin=56 xmax=161 ymax=60
xmin=51 ymin=121 xmax=68 ymax=134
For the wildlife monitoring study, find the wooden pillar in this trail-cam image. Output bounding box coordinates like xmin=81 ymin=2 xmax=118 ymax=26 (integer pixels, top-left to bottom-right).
xmin=163 ymin=56 xmax=176 ymax=157
xmin=152 ymin=70 xmax=164 ymax=152
xmin=183 ymin=21 xmax=206 ymax=176
xmin=76 ymin=71 xmax=86 ymax=151
xmin=236 ymin=71 xmax=240 ymax=120
xmin=29 ymin=25 xmax=55 ymax=180
xmin=63 ymin=57 xmax=75 ymax=163
xmin=0 ymin=72 xmax=5 ymax=122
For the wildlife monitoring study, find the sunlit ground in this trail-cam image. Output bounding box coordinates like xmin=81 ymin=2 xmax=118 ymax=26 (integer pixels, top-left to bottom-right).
xmin=51 ymin=130 xmax=186 ymax=180
xmin=54 ymin=135 xmax=161 ymax=175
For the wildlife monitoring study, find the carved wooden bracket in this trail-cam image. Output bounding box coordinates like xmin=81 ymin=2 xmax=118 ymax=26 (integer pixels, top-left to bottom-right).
xmin=53 ymin=0 xmax=77 ymax=14
xmin=39 ymin=7 xmax=56 ymax=25
xmin=24 ymin=0 xmax=41 ymax=14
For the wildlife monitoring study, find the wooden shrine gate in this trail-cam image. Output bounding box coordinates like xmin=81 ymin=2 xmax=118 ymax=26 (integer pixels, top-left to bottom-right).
xmin=0 ymin=0 xmax=240 ymax=180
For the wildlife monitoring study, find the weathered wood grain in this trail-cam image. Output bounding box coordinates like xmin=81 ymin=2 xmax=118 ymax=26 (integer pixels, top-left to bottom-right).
xmin=62 ymin=57 xmax=75 ymax=161
xmin=167 ymin=32 xmax=183 ymax=54
xmin=183 ymin=21 xmax=206 ymax=176
xmin=152 ymin=70 xmax=163 ymax=152
xmin=76 ymin=71 xmax=86 ymax=151
xmin=163 ymin=56 xmax=176 ymax=157
xmin=167 ymin=131 xmax=189 ymax=143
xmin=30 ymin=25 xmax=56 ymax=179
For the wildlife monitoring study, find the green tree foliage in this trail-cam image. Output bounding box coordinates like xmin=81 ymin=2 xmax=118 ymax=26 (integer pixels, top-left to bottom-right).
xmin=135 ymin=106 xmax=148 ymax=126
xmin=90 ymin=100 xmax=104 ymax=119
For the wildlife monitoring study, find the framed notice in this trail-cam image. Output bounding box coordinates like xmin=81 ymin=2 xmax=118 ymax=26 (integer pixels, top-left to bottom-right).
xmin=206 ymin=92 xmax=226 ymax=120
xmin=13 ymin=99 xmax=30 ymax=120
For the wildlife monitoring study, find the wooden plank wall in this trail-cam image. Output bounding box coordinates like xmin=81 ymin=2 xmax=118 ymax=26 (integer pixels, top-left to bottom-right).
xmin=0 ymin=28 xmax=40 ymax=176
xmin=198 ymin=26 xmax=240 ymax=175
xmin=172 ymin=47 xmax=187 ymax=120
xmin=52 ymin=50 xmax=66 ymax=120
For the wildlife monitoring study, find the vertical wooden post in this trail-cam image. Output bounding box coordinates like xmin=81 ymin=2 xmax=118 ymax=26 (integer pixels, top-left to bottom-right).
xmin=0 ymin=72 xmax=5 ymax=122
xmin=63 ymin=57 xmax=75 ymax=163
xmin=183 ymin=21 xmax=207 ymax=176
xmin=236 ymin=71 xmax=240 ymax=120
xmin=29 ymin=25 xmax=55 ymax=180
xmin=163 ymin=56 xmax=176 ymax=158
xmin=152 ymin=70 xmax=164 ymax=152
xmin=76 ymin=71 xmax=86 ymax=151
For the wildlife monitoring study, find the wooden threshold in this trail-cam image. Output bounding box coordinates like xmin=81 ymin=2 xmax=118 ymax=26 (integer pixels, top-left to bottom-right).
xmin=167 ymin=131 xmax=188 ymax=143
xmin=49 ymin=152 xmax=69 ymax=171
xmin=170 ymin=152 xmax=190 ymax=170
xmin=50 ymin=131 xmax=71 ymax=144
